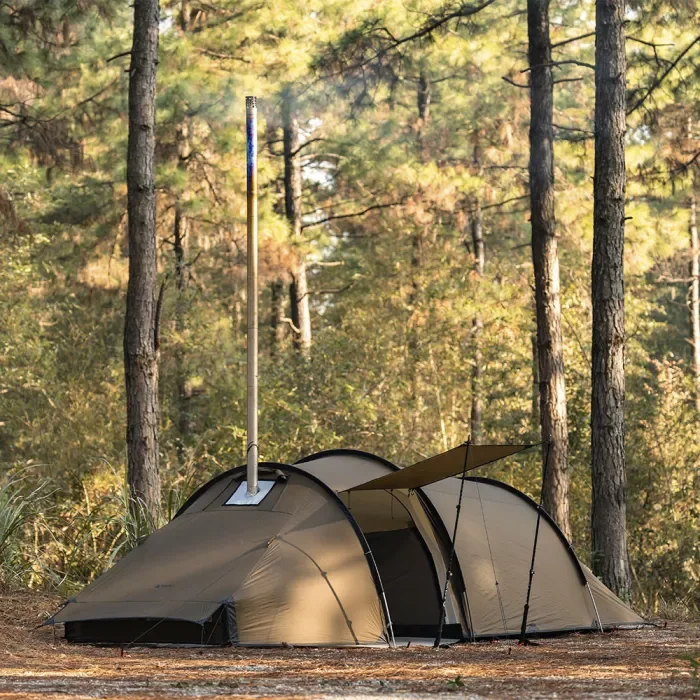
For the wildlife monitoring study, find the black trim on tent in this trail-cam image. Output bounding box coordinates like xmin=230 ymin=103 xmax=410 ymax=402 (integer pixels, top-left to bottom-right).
xmin=176 ymin=461 xmax=395 ymax=646
xmin=295 ymin=448 xmax=472 ymax=641
xmin=224 ymin=600 xmax=238 ymax=644
xmin=65 ymin=611 xmax=229 ymax=646
xmin=174 ymin=465 xmax=283 ymax=517
xmin=465 ymin=476 xmax=587 ymax=586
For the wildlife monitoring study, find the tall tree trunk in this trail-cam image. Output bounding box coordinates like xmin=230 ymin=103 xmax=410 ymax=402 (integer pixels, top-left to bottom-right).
xmin=173 ymin=119 xmax=191 ymax=464
xmin=282 ymin=88 xmax=311 ymax=356
xmin=416 ymin=71 xmax=431 ymax=157
xmin=690 ymin=188 xmax=700 ymax=412
xmin=470 ymin=202 xmax=484 ymax=443
xmin=270 ymin=280 xmax=285 ymax=356
xmin=408 ymin=71 xmax=431 ymax=404
xmin=408 ymin=229 xmax=423 ymax=405
xmin=124 ymin=0 xmax=161 ymax=527
xmin=527 ymin=0 xmax=571 ymax=539
xmin=178 ymin=0 xmax=191 ymax=30
xmin=591 ymin=0 xmax=631 ymax=598
xmin=173 ymin=207 xmax=189 ymax=460
xmin=531 ymin=331 xmax=540 ymax=430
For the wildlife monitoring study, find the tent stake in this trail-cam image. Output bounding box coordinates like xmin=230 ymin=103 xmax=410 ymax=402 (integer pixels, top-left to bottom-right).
xmin=519 ymin=440 xmax=551 ymax=644
xmin=246 ymin=96 xmax=259 ymax=497
xmin=434 ymin=438 xmax=471 ymax=648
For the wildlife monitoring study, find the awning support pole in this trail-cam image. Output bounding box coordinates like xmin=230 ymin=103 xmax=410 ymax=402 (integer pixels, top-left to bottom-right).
xmin=434 ymin=437 xmax=471 ymax=648
xmin=519 ymin=439 xmax=551 ymax=644
xmin=586 ymin=582 xmax=604 ymax=632
xmin=246 ymin=96 xmax=259 ymax=497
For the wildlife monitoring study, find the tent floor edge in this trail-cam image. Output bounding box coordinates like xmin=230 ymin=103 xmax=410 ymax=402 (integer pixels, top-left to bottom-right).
xmin=64 ymin=613 xmax=230 ymax=646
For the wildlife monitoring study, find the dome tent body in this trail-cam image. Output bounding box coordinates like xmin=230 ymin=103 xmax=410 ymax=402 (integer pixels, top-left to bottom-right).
xmin=49 ymin=449 xmax=647 ymax=646
xmin=51 ymin=463 xmax=390 ymax=646
xmin=295 ymin=449 xmax=646 ymax=639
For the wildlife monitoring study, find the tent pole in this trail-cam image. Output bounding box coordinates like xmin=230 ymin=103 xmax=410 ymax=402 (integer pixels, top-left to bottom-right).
xmin=586 ymin=582 xmax=604 ymax=632
xmin=434 ymin=437 xmax=471 ymax=648
xmin=519 ymin=439 xmax=551 ymax=644
xmin=246 ymin=96 xmax=259 ymax=497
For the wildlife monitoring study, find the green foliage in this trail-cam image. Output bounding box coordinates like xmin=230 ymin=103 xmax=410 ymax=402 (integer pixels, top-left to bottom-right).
xmin=0 ymin=472 xmax=51 ymax=586
xmin=445 ymin=675 xmax=466 ymax=691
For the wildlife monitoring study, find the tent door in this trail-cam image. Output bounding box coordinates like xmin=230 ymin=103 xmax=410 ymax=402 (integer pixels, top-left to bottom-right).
xmin=364 ymin=528 xmax=443 ymax=638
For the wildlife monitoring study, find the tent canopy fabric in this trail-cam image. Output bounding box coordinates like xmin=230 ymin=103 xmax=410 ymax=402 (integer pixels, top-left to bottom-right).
xmin=297 ymin=450 xmax=647 ymax=638
xmin=347 ymin=444 xmax=535 ymax=491
xmin=51 ymin=464 xmax=389 ymax=647
xmin=48 ymin=447 xmax=649 ymax=647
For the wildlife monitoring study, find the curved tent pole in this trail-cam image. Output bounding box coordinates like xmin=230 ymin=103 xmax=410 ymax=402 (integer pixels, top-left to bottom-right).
xmin=434 ymin=438 xmax=471 ymax=648
xmin=519 ymin=440 xmax=551 ymax=644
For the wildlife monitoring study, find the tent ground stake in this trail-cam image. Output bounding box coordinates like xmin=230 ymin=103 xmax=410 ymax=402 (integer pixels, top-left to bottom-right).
xmin=519 ymin=440 xmax=551 ymax=645
xmin=434 ymin=438 xmax=471 ymax=648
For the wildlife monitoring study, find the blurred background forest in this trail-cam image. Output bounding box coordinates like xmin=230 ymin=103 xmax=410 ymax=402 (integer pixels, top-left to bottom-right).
xmin=1 ymin=0 xmax=699 ymax=616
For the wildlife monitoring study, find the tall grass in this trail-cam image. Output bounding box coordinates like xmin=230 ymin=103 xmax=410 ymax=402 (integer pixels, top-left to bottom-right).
xmin=0 ymin=473 xmax=50 ymax=587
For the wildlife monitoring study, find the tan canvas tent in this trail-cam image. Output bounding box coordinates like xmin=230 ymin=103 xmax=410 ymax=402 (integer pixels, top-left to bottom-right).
xmin=49 ymin=448 xmax=647 ymax=646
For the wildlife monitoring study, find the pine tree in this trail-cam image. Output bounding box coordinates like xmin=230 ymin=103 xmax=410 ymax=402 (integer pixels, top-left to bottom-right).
xmin=124 ymin=0 xmax=162 ymax=527
xmin=591 ymin=0 xmax=631 ymax=599
xmin=527 ymin=0 xmax=571 ymax=538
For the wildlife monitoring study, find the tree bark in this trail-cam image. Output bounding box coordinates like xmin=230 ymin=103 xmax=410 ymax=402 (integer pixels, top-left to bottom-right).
xmin=173 ymin=208 xmax=189 ymax=459
xmin=470 ymin=202 xmax=484 ymax=443
xmin=270 ymin=280 xmax=285 ymax=356
xmin=173 ymin=118 xmax=191 ymax=464
xmin=527 ymin=0 xmax=571 ymax=539
xmin=282 ymin=88 xmax=311 ymax=356
xmin=531 ymin=330 xmax=540 ymax=430
xmin=178 ymin=0 xmax=191 ymax=31
xmin=124 ymin=0 xmax=161 ymax=527
xmin=591 ymin=0 xmax=631 ymax=598
xmin=416 ymin=70 xmax=431 ymax=157
xmin=408 ymin=71 xmax=431 ymax=403
xmin=690 ymin=189 xmax=700 ymax=412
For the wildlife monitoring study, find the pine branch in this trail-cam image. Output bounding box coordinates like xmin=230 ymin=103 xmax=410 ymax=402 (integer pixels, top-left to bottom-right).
xmin=302 ymin=200 xmax=403 ymax=230
xmin=553 ymin=123 xmax=594 ymax=135
xmin=551 ymin=32 xmax=595 ymax=49
xmin=627 ymin=34 xmax=700 ymax=115
xmin=199 ymin=49 xmax=250 ymax=63
xmin=106 ymin=50 xmax=131 ymax=62
xmin=290 ymin=137 xmax=327 ymax=158
xmin=464 ymin=194 xmax=528 ymax=213
xmin=319 ymin=0 xmax=497 ymax=79
xmin=502 ymin=75 xmax=529 ymax=89
xmin=302 ymin=282 xmax=355 ymax=299
xmin=672 ymin=150 xmax=700 ymax=175
xmin=553 ymin=77 xmax=584 ymax=84
xmin=521 ymin=60 xmax=595 ymax=73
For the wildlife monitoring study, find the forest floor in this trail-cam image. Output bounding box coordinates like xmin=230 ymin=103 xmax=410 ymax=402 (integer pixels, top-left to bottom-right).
xmin=0 ymin=589 xmax=698 ymax=699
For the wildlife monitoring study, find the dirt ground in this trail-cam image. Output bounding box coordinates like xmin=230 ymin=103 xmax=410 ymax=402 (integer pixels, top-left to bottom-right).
xmin=0 ymin=590 xmax=698 ymax=699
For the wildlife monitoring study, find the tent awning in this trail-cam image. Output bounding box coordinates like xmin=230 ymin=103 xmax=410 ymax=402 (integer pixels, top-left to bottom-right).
xmin=346 ymin=443 xmax=536 ymax=491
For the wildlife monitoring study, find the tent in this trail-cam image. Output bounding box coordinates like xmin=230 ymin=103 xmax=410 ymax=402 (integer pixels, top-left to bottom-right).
xmin=48 ymin=447 xmax=647 ymax=646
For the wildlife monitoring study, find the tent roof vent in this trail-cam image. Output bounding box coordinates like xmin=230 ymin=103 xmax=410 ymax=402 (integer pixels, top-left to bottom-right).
xmin=225 ymin=480 xmax=275 ymax=505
